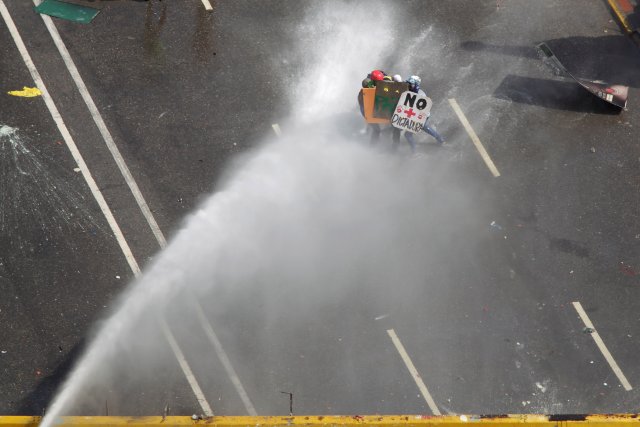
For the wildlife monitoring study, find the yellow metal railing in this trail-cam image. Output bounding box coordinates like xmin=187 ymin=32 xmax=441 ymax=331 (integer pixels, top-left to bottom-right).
xmin=1 ymin=415 xmax=640 ymax=427
xmin=607 ymin=0 xmax=635 ymax=33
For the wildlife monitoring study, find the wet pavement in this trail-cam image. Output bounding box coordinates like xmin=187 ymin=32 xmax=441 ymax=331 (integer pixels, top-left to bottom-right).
xmin=1 ymin=0 xmax=639 ymax=418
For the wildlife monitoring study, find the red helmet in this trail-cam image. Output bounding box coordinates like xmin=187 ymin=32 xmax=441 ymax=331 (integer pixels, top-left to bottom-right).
xmin=370 ymin=70 xmax=385 ymax=81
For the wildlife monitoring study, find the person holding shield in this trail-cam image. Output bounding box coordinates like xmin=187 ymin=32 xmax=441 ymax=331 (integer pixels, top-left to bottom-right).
xmin=358 ymin=69 xmax=387 ymax=144
xmin=400 ymin=75 xmax=446 ymax=150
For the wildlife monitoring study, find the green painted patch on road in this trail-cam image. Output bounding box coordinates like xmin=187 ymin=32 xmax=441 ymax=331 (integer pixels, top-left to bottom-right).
xmin=34 ymin=0 xmax=99 ymax=24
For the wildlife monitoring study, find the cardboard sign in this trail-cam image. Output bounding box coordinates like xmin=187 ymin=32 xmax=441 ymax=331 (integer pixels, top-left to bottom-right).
xmin=373 ymin=81 xmax=409 ymax=119
xmin=361 ymin=88 xmax=390 ymax=124
xmin=536 ymin=42 xmax=628 ymax=109
xmin=574 ymin=79 xmax=628 ymax=109
xmin=391 ymin=91 xmax=432 ymax=134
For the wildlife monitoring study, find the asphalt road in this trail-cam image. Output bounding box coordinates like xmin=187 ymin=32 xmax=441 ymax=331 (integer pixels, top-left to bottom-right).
xmin=1 ymin=0 xmax=639 ymax=418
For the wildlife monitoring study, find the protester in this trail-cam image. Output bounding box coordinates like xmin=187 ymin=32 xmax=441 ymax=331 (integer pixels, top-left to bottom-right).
xmin=406 ymin=75 xmax=446 ymax=145
xmin=357 ymin=70 xmax=387 ymax=144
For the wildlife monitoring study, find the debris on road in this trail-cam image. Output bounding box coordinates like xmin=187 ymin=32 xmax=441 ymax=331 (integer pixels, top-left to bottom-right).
xmin=536 ymin=42 xmax=629 ymax=109
xmin=34 ymin=0 xmax=100 ymax=24
xmin=620 ymin=262 xmax=637 ymax=276
xmin=7 ymin=87 xmax=41 ymax=97
xmin=490 ymin=221 xmax=503 ymax=231
xmin=583 ymin=327 xmax=595 ymax=334
xmin=590 ymin=147 xmax=596 ymax=153
xmin=535 ymin=381 xmax=548 ymax=393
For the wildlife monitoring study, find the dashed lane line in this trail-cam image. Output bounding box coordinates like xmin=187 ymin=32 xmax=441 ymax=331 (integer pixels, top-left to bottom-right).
xmin=1 ymin=0 xmax=213 ymax=415
xmin=162 ymin=318 xmax=214 ymax=416
xmin=201 ymin=0 xmax=213 ymax=12
xmin=387 ymin=329 xmax=441 ymax=415
xmin=194 ymin=302 xmax=257 ymax=415
xmin=448 ymin=98 xmax=501 ymax=177
xmin=272 ymin=123 xmax=282 ymax=136
xmin=572 ymin=301 xmax=633 ymax=391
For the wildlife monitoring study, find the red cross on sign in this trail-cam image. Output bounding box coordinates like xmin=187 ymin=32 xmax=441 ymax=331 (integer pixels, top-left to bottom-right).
xmin=392 ymin=90 xmax=432 ymax=134
xmin=404 ymin=108 xmax=416 ymax=118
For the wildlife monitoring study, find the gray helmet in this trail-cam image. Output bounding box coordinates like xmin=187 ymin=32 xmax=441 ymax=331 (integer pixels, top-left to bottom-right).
xmin=407 ymin=75 xmax=422 ymax=91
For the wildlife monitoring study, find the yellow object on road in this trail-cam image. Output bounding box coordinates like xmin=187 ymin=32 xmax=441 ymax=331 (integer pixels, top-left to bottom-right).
xmin=7 ymin=86 xmax=42 ymax=97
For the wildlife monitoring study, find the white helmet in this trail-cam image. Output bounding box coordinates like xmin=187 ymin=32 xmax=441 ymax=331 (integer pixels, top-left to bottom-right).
xmin=409 ymin=75 xmax=422 ymax=84
xmin=392 ymin=74 xmax=403 ymax=82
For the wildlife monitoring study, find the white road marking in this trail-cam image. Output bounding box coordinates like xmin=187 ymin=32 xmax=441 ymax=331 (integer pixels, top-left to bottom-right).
xmin=39 ymin=0 xmax=259 ymax=412
xmin=33 ymin=0 xmax=167 ymax=248
xmin=201 ymin=0 xmax=213 ymax=11
xmin=272 ymin=123 xmax=282 ymax=136
xmin=194 ymin=302 xmax=257 ymax=415
xmin=161 ymin=318 xmax=214 ymax=416
xmin=0 ymin=0 xmax=140 ymax=276
xmin=34 ymin=0 xmax=256 ymax=412
xmin=448 ymin=98 xmax=501 ymax=177
xmin=387 ymin=329 xmax=441 ymax=415
xmin=572 ymin=301 xmax=633 ymax=391
xmin=3 ymin=1 xmax=215 ymax=415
